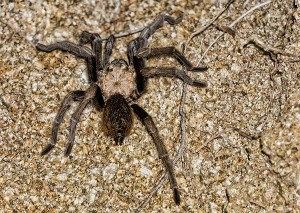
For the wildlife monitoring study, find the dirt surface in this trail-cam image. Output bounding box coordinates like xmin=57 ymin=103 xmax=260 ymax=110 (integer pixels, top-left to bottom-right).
xmin=0 ymin=0 xmax=299 ymax=212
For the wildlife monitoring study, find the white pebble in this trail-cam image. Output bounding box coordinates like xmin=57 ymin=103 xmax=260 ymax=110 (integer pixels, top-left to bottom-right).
xmin=140 ymin=165 xmax=153 ymax=177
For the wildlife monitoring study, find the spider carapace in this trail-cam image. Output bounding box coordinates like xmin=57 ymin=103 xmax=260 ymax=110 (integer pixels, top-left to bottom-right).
xmin=37 ymin=13 xmax=207 ymax=205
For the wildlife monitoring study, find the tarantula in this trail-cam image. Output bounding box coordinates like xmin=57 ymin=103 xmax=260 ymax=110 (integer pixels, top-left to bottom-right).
xmin=37 ymin=14 xmax=207 ymax=205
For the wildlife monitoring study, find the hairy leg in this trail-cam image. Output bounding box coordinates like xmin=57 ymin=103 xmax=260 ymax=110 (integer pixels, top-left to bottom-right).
xmin=65 ymin=84 xmax=103 ymax=156
xmin=141 ymin=67 xmax=207 ymax=87
xmin=131 ymin=103 xmax=180 ymax=205
xmin=139 ymin=13 xmax=183 ymax=41
xmin=40 ymin=90 xmax=85 ymax=155
xmin=36 ymin=41 xmax=97 ymax=82
xmin=92 ymin=85 xmax=105 ymax=111
xmin=36 ymin=41 xmax=94 ymax=58
xmin=127 ymin=13 xmax=183 ymax=64
xmin=135 ymin=47 xmax=207 ymax=71
xmin=127 ymin=14 xmax=183 ymax=97
xmin=80 ymin=31 xmax=103 ymax=72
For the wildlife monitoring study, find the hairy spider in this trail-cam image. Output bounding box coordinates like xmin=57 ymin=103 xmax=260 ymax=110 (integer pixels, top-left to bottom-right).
xmin=37 ymin=14 xmax=207 ymax=205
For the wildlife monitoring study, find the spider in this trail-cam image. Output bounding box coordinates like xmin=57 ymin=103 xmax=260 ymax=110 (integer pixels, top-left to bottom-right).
xmin=37 ymin=13 xmax=207 ymax=205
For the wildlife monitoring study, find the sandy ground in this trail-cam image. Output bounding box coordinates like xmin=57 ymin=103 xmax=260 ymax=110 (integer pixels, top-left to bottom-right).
xmin=0 ymin=0 xmax=299 ymax=212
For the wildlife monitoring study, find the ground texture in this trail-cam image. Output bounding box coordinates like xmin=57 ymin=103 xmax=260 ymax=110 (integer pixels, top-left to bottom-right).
xmin=0 ymin=0 xmax=299 ymax=212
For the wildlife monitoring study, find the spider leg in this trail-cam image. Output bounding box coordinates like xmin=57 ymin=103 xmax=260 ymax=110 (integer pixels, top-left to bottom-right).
xmin=103 ymin=35 xmax=115 ymax=68
xmin=129 ymin=13 xmax=181 ymax=64
xmin=135 ymin=47 xmax=207 ymax=71
xmin=131 ymin=103 xmax=180 ymax=205
xmin=40 ymin=90 xmax=85 ymax=156
xmin=36 ymin=41 xmax=97 ymax=82
xmin=92 ymin=85 xmax=105 ymax=111
xmin=36 ymin=41 xmax=94 ymax=58
xmin=127 ymin=14 xmax=183 ymax=98
xmin=65 ymin=84 xmax=102 ymax=156
xmin=139 ymin=13 xmax=183 ymax=41
xmin=141 ymin=67 xmax=207 ymax=87
xmin=80 ymin=31 xmax=103 ymax=72
xmin=127 ymin=13 xmax=183 ymax=64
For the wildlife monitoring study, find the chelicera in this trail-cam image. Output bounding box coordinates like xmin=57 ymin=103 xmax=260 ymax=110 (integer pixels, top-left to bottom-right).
xmin=37 ymin=14 xmax=207 ymax=205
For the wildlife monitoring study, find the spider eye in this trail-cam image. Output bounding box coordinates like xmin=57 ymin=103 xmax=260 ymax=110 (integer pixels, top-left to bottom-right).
xmin=114 ymin=133 xmax=124 ymax=145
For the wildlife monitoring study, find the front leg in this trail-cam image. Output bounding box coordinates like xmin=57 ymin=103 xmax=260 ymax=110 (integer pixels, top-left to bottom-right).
xmin=131 ymin=103 xmax=180 ymax=205
xmin=127 ymin=14 xmax=184 ymax=97
xmin=80 ymin=31 xmax=103 ymax=72
xmin=136 ymin=47 xmax=207 ymax=71
xmin=140 ymin=13 xmax=183 ymax=40
xmin=36 ymin=41 xmax=97 ymax=82
xmin=127 ymin=13 xmax=183 ymax=65
xmin=36 ymin=41 xmax=94 ymax=58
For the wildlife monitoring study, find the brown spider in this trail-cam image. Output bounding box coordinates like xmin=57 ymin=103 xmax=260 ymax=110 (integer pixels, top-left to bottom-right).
xmin=37 ymin=14 xmax=207 ymax=205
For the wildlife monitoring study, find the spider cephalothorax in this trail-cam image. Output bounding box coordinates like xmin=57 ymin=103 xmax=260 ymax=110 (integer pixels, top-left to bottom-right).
xmin=37 ymin=13 xmax=207 ymax=205
xmin=99 ymin=59 xmax=137 ymax=101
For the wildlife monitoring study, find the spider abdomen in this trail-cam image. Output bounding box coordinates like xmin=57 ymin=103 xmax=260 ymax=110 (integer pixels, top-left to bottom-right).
xmin=103 ymin=93 xmax=133 ymax=144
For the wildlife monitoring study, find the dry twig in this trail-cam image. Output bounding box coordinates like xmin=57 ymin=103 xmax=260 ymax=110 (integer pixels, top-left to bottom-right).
xmin=233 ymin=127 xmax=261 ymax=140
xmin=195 ymin=134 xmax=222 ymax=153
xmin=244 ymin=36 xmax=300 ymax=58
xmin=197 ymin=0 xmax=272 ymax=66
xmin=185 ymin=0 xmax=234 ymax=49
xmin=214 ymin=23 xmax=236 ymax=37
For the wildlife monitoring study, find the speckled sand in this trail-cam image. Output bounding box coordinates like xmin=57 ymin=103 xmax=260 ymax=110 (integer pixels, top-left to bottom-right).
xmin=0 ymin=0 xmax=299 ymax=212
